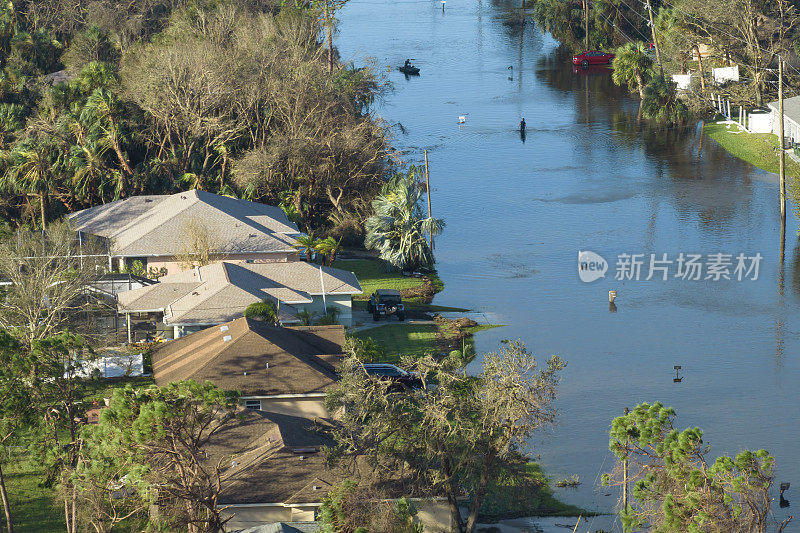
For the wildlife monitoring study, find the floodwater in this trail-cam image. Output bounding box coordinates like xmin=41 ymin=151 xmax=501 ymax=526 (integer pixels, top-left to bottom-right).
xmin=337 ymin=0 xmax=800 ymax=529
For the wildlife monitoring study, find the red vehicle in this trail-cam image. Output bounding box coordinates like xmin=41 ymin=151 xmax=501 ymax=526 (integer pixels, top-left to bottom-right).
xmin=572 ymin=50 xmax=615 ymax=68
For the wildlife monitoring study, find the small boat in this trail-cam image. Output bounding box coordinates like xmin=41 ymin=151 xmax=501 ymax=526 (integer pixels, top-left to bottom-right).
xmin=398 ymin=65 xmax=420 ymax=75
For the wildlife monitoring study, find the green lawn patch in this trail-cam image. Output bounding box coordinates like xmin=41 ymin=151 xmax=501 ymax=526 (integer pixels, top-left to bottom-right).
xmin=4 ymin=452 xmax=63 ymax=532
xmin=353 ymin=321 xmax=505 ymax=364
xmin=333 ymin=259 xmax=426 ymax=300
xmin=354 ymin=324 xmax=439 ymax=363
xmin=332 ymin=259 xmax=446 ymax=304
xmin=479 ymin=462 xmax=592 ymax=521
xmin=79 ymin=376 xmax=156 ymax=403
xmin=705 ymin=121 xmax=800 ymax=178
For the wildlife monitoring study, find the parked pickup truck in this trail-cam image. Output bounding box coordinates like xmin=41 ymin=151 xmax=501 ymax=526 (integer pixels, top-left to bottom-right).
xmin=368 ymin=289 xmax=405 ymax=322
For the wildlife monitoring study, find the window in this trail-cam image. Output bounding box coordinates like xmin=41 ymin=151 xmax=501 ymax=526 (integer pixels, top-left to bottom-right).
xmin=244 ymin=400 xmax=262 ymax=410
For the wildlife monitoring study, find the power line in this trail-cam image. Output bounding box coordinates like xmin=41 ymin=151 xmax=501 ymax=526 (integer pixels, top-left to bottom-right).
xmin=656 ymin=0 xmax=800 ymax=78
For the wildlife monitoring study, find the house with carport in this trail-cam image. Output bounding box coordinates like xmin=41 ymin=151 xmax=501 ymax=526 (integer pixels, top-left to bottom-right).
xmin=117 ymin=260 xmax=362 ymax=338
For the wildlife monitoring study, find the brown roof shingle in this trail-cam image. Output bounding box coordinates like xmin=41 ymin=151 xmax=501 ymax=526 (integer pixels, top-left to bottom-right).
xmin=150 ymin=317 xmax=345 ymax=397
xmin=203 ymin=409 xmax=340 ymax=505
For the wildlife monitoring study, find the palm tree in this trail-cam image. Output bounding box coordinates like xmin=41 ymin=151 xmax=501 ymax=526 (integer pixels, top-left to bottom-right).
xmin=80 ymin=88 xmax=133 ymax=197
xmin=612 ymin=42 xmax=654 ymax=99
xmin=642 ymin=75 xmax=690 ymax=126
xmin=1 ymin=141 xmax=53 ymax=229
xmin=69 ymin=136 xmax=109 ymax=203
xmin=315 ymin=236 xmax=341 ymax=266
xmin=365 ymin=168 xmax=445 ymax=272
xmin=292 ymin=232 xmax=320 ymax=262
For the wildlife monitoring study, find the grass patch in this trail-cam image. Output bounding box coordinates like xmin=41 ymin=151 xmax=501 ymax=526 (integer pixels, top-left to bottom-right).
xmin=333 ymin=259 xmax=426 ymax=300
xmin=354 ymin=324 xmax=439 ymax=363
xmin=4 ymin=452 xmax=63 ymax=532
xmin=78 ymin=376 xmax=156 ymax=403
xmin=353 ymin=322 xmax=505 ymax=364
xmin=705 ymin=121 xmax=800 ymax=178
xmin=332 ymin=259 xmax=444 ymax=304
xmin=478 ymin=462 xmax=591 ymax=521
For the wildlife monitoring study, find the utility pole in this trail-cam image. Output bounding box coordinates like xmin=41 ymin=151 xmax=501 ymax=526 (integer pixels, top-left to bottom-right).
xmin=324 ymin=0 xmax=333 ymax=74
xmin=584 ymin=0 xmax=589 ymax=51
xmin=646 ymin=0 xmax=663 ymax=76
xmin=779 ymin=57 xmax=786 ymax=230
xmin=623 ymin=406 xmax=629 ymax=514
xmin=424 ymin=150 xmax=434 ymax=251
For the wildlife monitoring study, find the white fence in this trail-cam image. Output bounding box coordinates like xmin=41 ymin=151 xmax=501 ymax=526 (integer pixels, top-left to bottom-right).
xmin=712 ymin=65 xmax=740 ymax=84
xmin=74 ymin=352 xmax=144 ymax=378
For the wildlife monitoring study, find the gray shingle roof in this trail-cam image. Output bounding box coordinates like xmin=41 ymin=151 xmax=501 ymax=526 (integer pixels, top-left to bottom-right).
xmin=117 ymin=261 xmax=362 ymax=326
xmin=69 ymin=190 xmax=299 ymax=257
xmin=767 ymin=95 xmax=800 ymax=125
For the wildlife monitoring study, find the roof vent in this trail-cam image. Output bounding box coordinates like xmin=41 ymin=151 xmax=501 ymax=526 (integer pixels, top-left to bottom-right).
xmin=144 ymin=199 xmax=153 ymax=203
xmin=243 ymin=371 xmax=247 ymax=376
xmin=231 ymin=460 xmax=238 ymax=467
xmin=181 ymin=195 xmax=187 ymax=199
xmin=299 ymin=456 xmax=305 ymax=460
xmin=223 ymin=335 xmax=232 ymax=342
xmin=192 ymin=291 xmax=199 ymax=296
xmin=313 ymin=486 xmax=320 ymax=491
xmin=249 ymin=233 xmax=256 ymax=238
xmin=220 ymin=325 xmax=229 ymax=332
xmin=265 ymin=362 xmax=270 ymax=369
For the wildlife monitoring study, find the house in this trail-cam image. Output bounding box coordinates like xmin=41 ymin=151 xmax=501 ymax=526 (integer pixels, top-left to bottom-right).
xmin=69 ymin=190 xmax=301 ymax=275
xmin=205 ymin=409 xmax=451 ymax=532
xmin=768 ymin=95 xmax=800 ymax=146
xmin=209 ymin=410 xmax=340 ymax=527
xmin=118 ymin=261 xmax=362 ymax=335
xmin=150 ymin=317 xmax=346 ymax=418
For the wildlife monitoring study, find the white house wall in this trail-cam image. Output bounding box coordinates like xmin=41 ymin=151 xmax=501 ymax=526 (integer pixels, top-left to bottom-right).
xmin=253 ymin=397 xmax=330 ymax=418
xmin=295 ymin=294 xmax=353 ymax=327
xmin=221 ymin=506 xmax=293 ymax=531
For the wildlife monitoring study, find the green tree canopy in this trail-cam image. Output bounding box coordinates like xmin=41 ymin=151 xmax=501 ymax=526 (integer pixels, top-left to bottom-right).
xmin=364 ymin=167 xmax=444 ymax=272
xmin=604 ymin=402 xmax=787 ymax=532
xmin=326 ymin=341 xmax=565 ymax=533
xmin=642 ymin=76 xmax=690 ymax=126
xmin=611 ymin=42 xmax=654 ymax=100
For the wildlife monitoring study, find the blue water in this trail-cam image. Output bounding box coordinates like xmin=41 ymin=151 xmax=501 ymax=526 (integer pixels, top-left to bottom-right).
xmin=337 ymin=1 xmax=800 ymax=528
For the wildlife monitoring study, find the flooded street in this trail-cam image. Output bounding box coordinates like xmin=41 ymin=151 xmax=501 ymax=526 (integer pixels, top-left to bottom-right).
xmin=337 ymin=0 xmax=800 ymax=528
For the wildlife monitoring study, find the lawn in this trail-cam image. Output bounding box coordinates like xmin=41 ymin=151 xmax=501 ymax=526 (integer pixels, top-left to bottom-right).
xmin=705 ymin=121 xmax=800 ymax=178
xmin=4 ymin=452 xmax=63 ymax=532
xmin=333 ymin=259 xmax=432 ymax=301
xmin=354 ymin=322 xmax=502 ymax=363
xmin=334 ymin=258 xmax=467 ymax=312
xmin=354 ymin=323 xmax=439 ymax=362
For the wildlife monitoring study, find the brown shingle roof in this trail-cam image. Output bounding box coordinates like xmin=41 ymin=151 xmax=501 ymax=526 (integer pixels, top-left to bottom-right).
xmin=69 ymin=190 xmax=299 ymax=257
xmin=204 ymin=409 xmax=340 ymax=505
xmin=208 ymin=410 xmax=427 ymax=506
xmin=117 ymin=262 xmax=362 ymax=326
xmin=150 ymin=318 xmax=345 ymax=397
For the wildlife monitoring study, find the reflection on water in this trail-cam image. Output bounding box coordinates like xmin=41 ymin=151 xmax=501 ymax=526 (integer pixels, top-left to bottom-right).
xmin=337 ymin=0 xmax=799 ymax=528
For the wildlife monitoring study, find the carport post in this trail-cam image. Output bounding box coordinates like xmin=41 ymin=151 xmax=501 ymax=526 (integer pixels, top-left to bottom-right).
xmin=126 ymin=313 xmax=132 ymax=345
